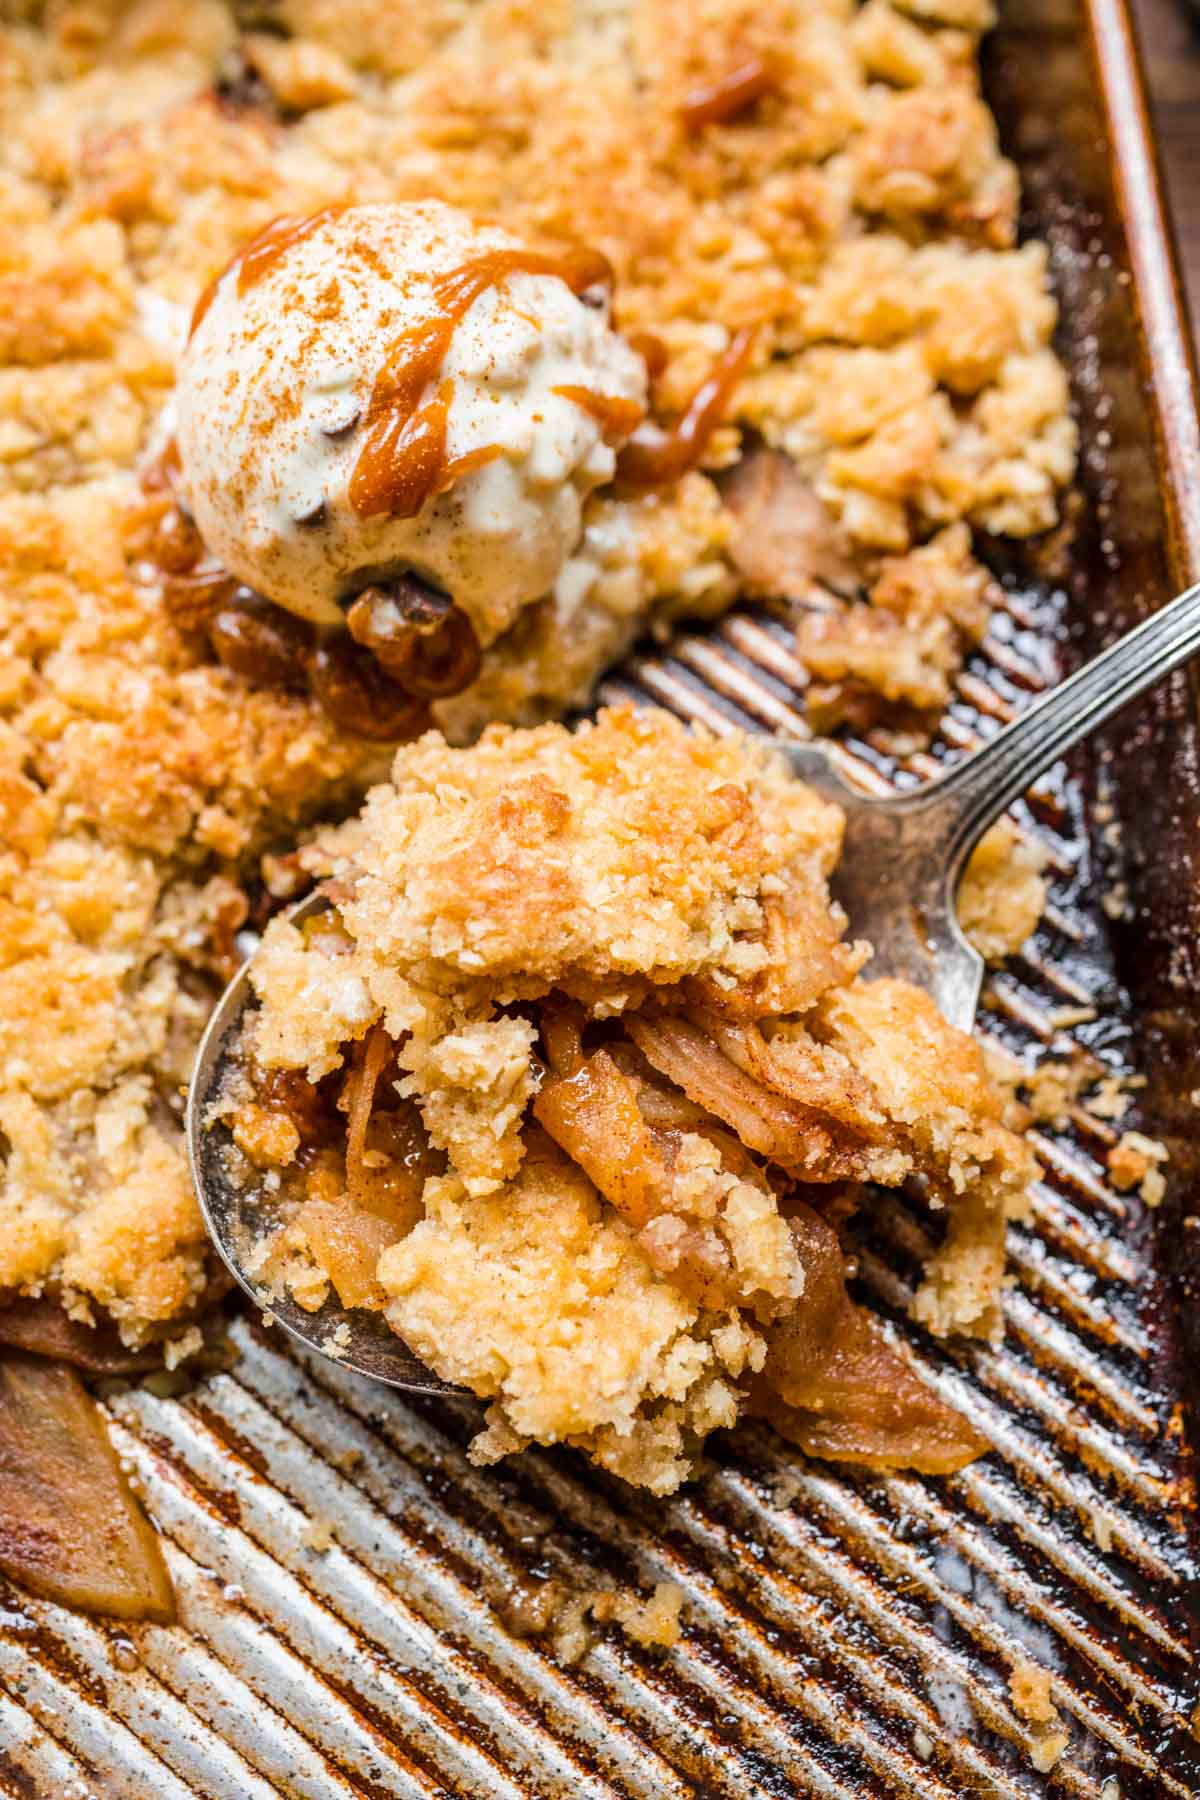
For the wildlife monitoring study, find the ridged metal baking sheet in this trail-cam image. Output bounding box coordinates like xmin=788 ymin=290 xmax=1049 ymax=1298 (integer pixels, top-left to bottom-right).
xmin=1 ymin=577 xmax=1197 ymax=1799
xmin=3 ymin=0 xmax=1200 ymax=1792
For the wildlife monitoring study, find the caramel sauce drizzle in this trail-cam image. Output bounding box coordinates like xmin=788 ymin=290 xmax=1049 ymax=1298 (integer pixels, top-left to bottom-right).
xmin=551 ymin=386 xmax=645 ymax=443
xmin=140 ymin=447 xmax=467 ymax=738
xmin=141 ymin=438 xmax=183 ymax=493
xmin=436 ymin=444 xmax=504 ymax=493
xmin=626 ymin=330 xmax=670 ymax=382
xmin=348 ymin=246 xmax=614 ymax=521
xmin=189 ymin=206 xmax=345 ymax=340
xmin=679 ymin=55 xmax=776 ymax=132
xmin=615 ymin=327 xmax=756 ymax=489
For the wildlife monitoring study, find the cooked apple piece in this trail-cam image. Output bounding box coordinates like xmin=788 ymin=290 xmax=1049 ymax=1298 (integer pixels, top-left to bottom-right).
xmin=753 ymin=1332 xmax=987 ymax=1476
xmin=753 ymin=1205 xmax=987 ymax=1475
xmin=627 ymin=1014 xmax=873 ymax=1182
xmin=295 ymin=1199 xmax=408 ymax=1309
xmin=0 ymin=1355 xmax=175 ymax=1621
xmin=534 ymin=1041 xmax=668 ymax=1230
xmin=720 ymin=448 xmax=861 ymax=599
xmin=0 ymin=1296 xmax=162 ymax=1374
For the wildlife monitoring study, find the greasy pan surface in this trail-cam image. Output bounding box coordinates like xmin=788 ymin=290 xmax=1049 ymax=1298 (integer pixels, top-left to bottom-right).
xmin=3 ymin=0 xmax=1200 ymax=1793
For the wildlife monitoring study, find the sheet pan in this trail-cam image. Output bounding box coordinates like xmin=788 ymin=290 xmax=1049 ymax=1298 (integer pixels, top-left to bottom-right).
xmin=2 ymin=1 xmax=1198 ymax=1793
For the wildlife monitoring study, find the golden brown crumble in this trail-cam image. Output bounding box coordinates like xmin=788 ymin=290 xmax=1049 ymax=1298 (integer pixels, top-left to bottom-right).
xmin=1008 ymin=1660 xmax=1057 ymax=1727
xmin=957 ymin=816 xmax=1048 ymax=965
xmin=551 ymin=1581 xmax=685 ymax=1664
xmin=1009 ymin=1658 xmax=1069 ymax=1773
xmin=228 ymin=708 xmax=1033 ymax=1491
xmin=0 ymin=0 xmax=1070 ymax=1348
xmin=1107 ymin=1130 xmax=1168 ymax=1207
xmin=0 ymin=482 xmax=383 ymax=1337
xmin=491 ymin=1563 xmax=684 ymax=1662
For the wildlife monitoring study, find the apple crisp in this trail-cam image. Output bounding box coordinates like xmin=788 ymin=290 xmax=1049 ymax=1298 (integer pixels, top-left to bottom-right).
xmin=221 ymin=707 xmax=1034 ymax=1492
xmin=0 ymin=0 xmax=1069 ymax=1355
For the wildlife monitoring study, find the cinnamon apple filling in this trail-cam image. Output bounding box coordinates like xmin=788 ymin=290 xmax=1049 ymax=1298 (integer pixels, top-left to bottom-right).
xmin=217 ymin=706 xmax=1032 ymax=1493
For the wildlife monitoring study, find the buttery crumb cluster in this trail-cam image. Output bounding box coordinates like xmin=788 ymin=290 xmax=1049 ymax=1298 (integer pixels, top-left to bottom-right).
xmin=0 ymin=0 xmax=1069 ymax=1350
xmin=227 ymin=708 xmax=1034 ymax=1492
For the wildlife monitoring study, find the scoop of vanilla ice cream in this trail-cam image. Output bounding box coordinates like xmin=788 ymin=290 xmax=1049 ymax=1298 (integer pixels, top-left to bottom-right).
xmin=173 ymin=201 xmax=647 ymax=641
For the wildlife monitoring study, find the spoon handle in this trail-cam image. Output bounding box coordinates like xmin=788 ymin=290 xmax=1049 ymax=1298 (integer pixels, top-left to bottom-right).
xmin=923 ymin=578 xmax=1200 ymax=868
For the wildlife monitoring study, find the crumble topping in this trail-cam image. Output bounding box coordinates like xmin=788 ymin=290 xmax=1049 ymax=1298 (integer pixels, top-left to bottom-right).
xmin=0 ymin=482 xmax=384 ymax=1337
xmin=229 ymin=707 xmax=1034 ymax=1491
xmin=0 ymin=0 xmax=1071 ymax=1348
xmin=0 ymin=0 xmax=1075 ymax=731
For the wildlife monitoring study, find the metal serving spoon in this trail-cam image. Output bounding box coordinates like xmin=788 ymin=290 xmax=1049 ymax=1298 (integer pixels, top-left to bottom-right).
xmin=188 ymin=578 xmax=1200 ymax=1391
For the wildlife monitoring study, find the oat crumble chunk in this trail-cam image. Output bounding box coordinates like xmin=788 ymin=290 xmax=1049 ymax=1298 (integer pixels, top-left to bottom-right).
xmin=228 ymin=707 xmax=1033 ymax=1492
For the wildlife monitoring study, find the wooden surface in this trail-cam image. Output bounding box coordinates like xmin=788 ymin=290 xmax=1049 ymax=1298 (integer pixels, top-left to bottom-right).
xmin=1132 ymin=0 xmax=1200 ymax=341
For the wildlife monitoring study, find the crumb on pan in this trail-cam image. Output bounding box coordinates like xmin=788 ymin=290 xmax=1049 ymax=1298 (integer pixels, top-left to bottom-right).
xmin=496 ymin=1568 xmax=684 ymax=1663
xmin=956 ymin=817 xmax=1048 ymax=965
xmin=300 ymin=1513 xmax=336 ymax=1552
xmin=1107 ymin=1131 xmax=1168 ymax=1207
xmin=1030 ymin=1727 xmax=1071 ymax=1774
xmin=556 ymin=1581 xmax=685 ymax=1664
xmin=981 ymin=1051 xmax=1147 ymax=1139
xmin=1009 ymin=1659 xmax=1057 ymax=1726
xmin=1009 ymin=1659 xmax=1070 ymax=1773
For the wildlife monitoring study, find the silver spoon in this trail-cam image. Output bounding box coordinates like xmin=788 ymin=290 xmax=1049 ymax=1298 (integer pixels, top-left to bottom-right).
xmin=188 ymin=578 xmax=1200 ymax=1390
